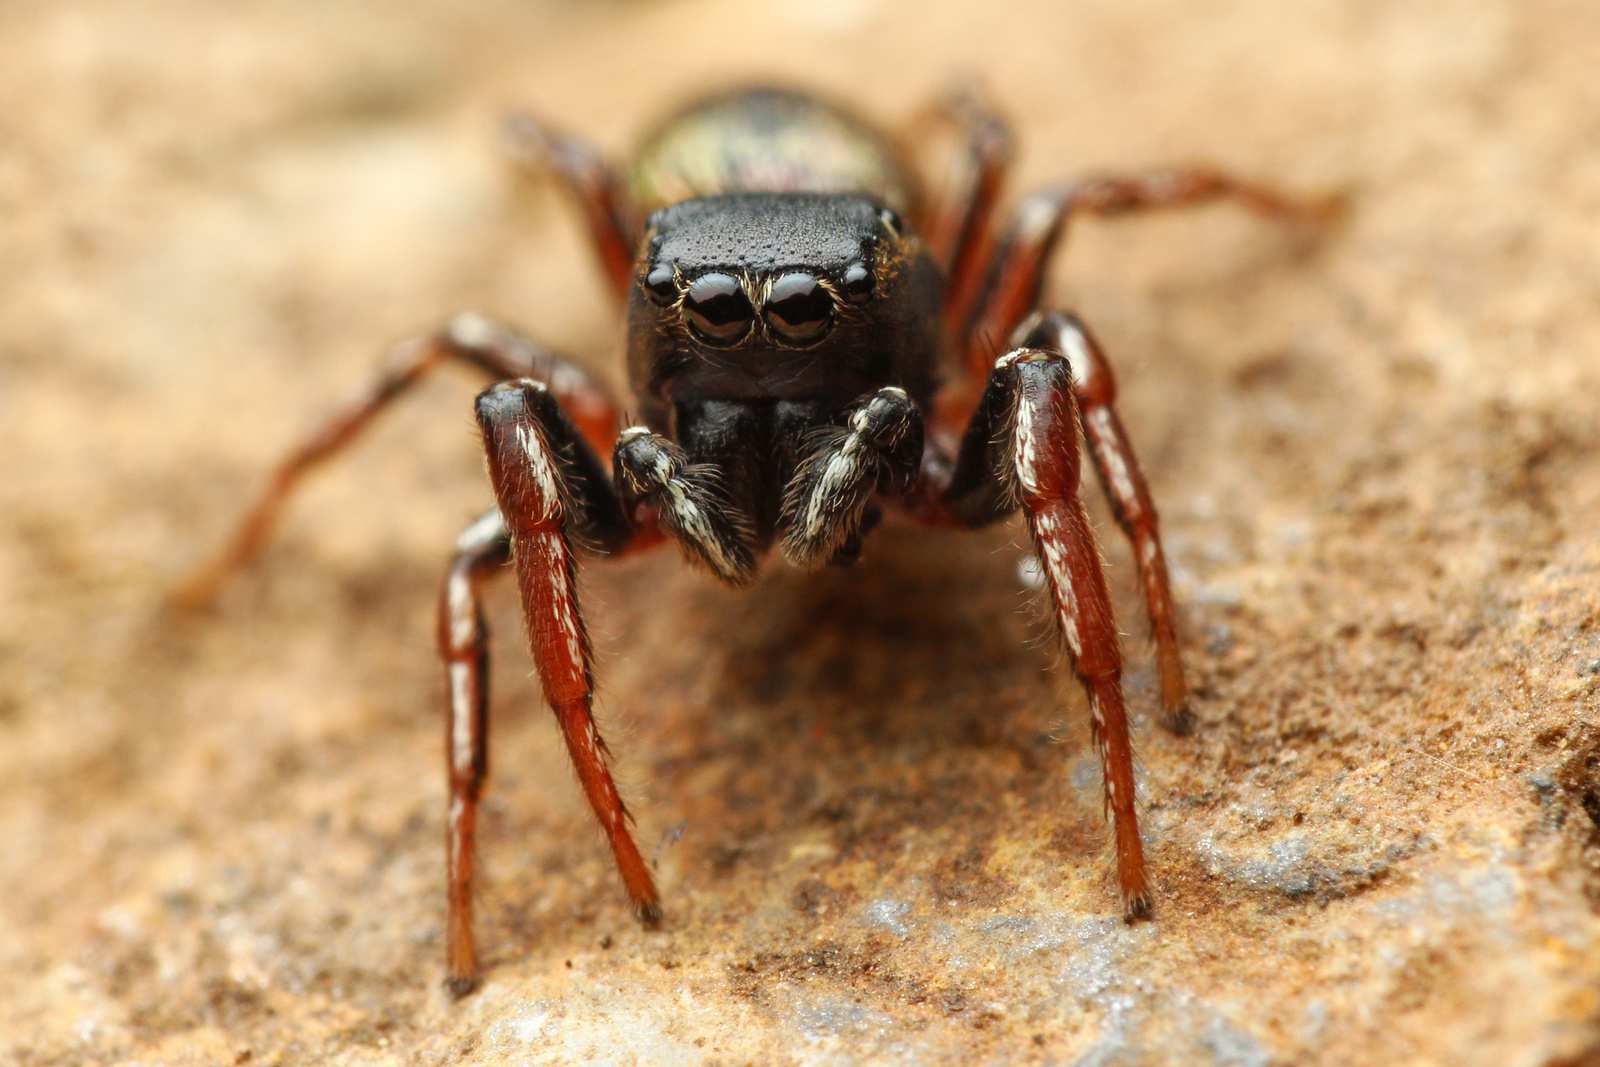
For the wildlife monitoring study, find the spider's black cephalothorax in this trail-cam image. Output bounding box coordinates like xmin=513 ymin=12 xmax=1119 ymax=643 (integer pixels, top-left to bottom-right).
xmin=625 ymin=191 xmax=941 ymax=557
xmin=182 ymin=83 xmax=1317 ymax=995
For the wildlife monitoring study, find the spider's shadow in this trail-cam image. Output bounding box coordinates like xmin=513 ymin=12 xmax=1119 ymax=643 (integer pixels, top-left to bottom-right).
xmin=602 ymin=522 xmax=1064 ymax=760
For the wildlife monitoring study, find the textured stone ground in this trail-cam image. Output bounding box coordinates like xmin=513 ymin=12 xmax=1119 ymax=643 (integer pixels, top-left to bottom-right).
xmin=4 ymin=0 xmax=1600 ymax=1063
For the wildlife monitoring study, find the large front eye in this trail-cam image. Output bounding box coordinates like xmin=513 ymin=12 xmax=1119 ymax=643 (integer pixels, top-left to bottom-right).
xmin=683 ymin=273 xmax=753 ymax=345
xmin=763 ymin=272 xmax=834 ymax=345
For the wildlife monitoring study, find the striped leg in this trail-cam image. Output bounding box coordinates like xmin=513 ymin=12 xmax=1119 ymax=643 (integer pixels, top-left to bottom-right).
xmin=939 ymin=345 xmax=1151 ymax=919
xmin=453 ymin=379 xmax=657 ymax=997
xmin=1015 ymin=311 xmax=1191 ymax=734
xmin=439 ymin=508 xmax=510 ymax=997
xmin=174 ymin=313 xmax=620 ymax=608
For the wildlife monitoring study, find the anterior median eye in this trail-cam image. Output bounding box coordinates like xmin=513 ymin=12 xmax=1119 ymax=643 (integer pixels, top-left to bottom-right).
xmin=763 ymin=272 xmax=834 ymax=345
xmin=683 ymin=273 xmax=753 ymax=345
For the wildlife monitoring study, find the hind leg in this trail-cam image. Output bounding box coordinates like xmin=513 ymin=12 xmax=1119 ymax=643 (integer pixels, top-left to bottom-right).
xmin=958 ymin=169 xmax=1320 ymax=377
xmin=503 ymin=113 xmax=640 ymax=300
xmin=919 ymin=81 xmax=1015 ymax=335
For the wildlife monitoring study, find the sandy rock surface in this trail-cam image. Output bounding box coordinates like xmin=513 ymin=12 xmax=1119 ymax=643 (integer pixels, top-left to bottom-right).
xmin=3 ymin=0 xmax=1600 ymax=1063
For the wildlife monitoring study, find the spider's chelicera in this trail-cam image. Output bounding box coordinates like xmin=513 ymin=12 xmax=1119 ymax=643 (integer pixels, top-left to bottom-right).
xmin=179 ymin=85 xmax=1315 ymax=996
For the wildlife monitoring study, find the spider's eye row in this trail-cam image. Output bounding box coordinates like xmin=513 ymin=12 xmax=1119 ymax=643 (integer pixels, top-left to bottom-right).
xmin=682 ymin=273 xmax=754 ymax=345
xmin=643 ymin=263 xmax=679 ymax=306
xmin=672 ymin=269 xmax=845 ymax=346
xmin=763 ymin=272 xmax=834 ymax=345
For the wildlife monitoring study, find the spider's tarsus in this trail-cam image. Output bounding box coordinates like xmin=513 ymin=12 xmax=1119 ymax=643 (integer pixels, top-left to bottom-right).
xmin=444 ymin=973 xmax=479 ymax=1000
xmin=1162 ymin=703 xmax=1196 ymax=736
xmin=1125 ymin=895 xmax=1154 ymax=923
xmin=636 ymin=899 xmax=664 ymax=929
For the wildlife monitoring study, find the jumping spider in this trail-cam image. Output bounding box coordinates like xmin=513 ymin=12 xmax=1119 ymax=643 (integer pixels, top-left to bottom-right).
xmin=180 ymin=85 xmax=1317 ymax=995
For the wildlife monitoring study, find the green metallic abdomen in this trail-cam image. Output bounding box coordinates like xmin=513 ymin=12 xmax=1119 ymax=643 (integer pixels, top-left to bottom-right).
xmin=629 ymin=87 xmax=920 ymax=217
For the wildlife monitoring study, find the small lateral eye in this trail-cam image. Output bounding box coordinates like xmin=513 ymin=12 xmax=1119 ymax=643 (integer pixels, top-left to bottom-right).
xmin=683 ymin=273 xmax=754 ymax=345
xmin=764 ymin=273 xmax=835 ymax=344
xmin=643 ymin=263 xmax=678 ymax=306
xmin=841 ymin=262 xmax=874 ymax=304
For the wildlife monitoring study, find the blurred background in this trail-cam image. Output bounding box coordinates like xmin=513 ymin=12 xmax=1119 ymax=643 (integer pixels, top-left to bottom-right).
xmin=3 ymin=1 xmax=1600 ymax=1063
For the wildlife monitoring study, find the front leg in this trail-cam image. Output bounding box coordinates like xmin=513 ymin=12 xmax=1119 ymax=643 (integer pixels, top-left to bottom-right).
xmin=472 ymin=381 xmax=661 ymax=978
xmin=1014 ymin=311 xmax=1192 ymax=734
xmin=942 ymin=349 xmax=1151 ymax=919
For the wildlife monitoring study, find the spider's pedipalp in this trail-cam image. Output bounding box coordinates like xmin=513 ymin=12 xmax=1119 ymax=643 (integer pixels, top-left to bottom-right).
xmin=613 ymin=427 xmax=756 ymax=585
xmin=780 ymin=386 xmax=924 ymax=567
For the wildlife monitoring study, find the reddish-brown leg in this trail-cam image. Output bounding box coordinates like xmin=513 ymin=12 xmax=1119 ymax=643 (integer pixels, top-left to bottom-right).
xmin=918 ymin=82 xmax=1015 ymax=336
xmin=926 ymin=347 xmax=1150 ymax=918
xmin=504 ymin=113 xmax=640 ymax=301
xmin=174 ymin=314 xmax=621 ymax=608
xmin=1011 ymin=351 xmax=1148 ymax=915
xmin=475 ymin=380 xmax=660 ymax=973
xmin=443 ymin=314 xmax=622 ymax=458
xmin=438 ymin=507 xmax=510 ymax=997
xmin=1017 ymin=311 xmax=1192 ymax=734
xmin=956 ymin=169 xmax=1320 ymax=392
